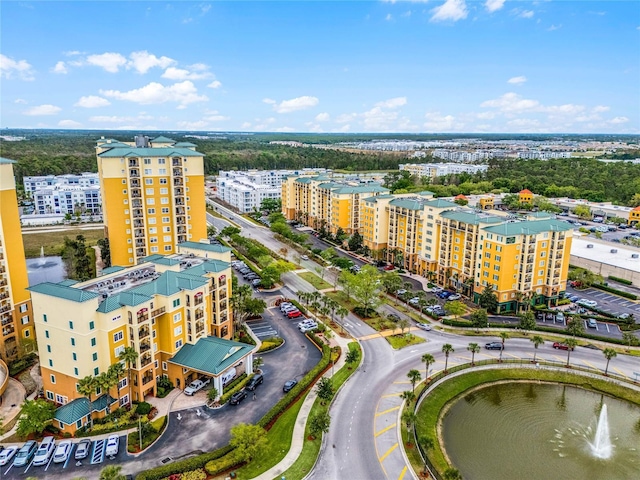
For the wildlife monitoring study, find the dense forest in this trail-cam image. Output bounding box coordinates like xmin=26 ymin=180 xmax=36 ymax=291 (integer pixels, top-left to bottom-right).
xmin=1 ymin=130 xmax=639 ymax=205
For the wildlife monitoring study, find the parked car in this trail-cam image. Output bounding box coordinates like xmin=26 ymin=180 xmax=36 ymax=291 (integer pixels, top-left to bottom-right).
xmin=13 ymin=440 xmax=38 ymax=467
xmin=553 ymin=342 xmax=574 ymax=351
xmin=283 ymin=307 xmax=299 ymax=315
xmin=251 ymin=278 xmax=262 ymax=287
xmin=430 ymin=307 xmax=446 ymax=317
xmin=383 ymin=265 xmax=395 ymax=271
xmin=485 ymin=342 xmax=503 ymax=350
xmin=74 ymin=439 xmax=92 ymax=460
xmin=387 ymin=313 xmax=401 ymax=322
xmin=447 ymin=293 xmax=462 ymax=301
xmin=416 ymin=323 xmax=432 ymax=331
xmin=396 ymin=289 xmax=407 ymax=296
xmin=280 ymin=302 xmax=293 ymax=311
xmin=0 ymin=446 xmax=18 ymax=466
xmin=555 ymin=312 xmax=565 ymax=323
xmin=437 ymin=291 xmax=452 ymax=299
xmin=230 ymin=389 xmax=248 ymax=405
xmin=300 ymin=322 xmax=319 ymax=333
xmin=32 ymin=436 xmax=56 ymax=466
xmin=105 ymin=435 xmax=119 ymax=457
xmin=283 ymin=380 xmax=298 ymax=392
xmin=53 ymin=440 xmax=72 ymax=464
xmin=587 ymin=318 xmax=598 ymax=328
xmin=184 ymin=378 xmax=210 ymax=395
xmin=408 ymin=297 xmax=420 ymax=305
xmin=617 ymin=313 xmax=630 ymax=320
xmin=246 ymin=373 xmax=264 ymax=391
xmin=301 ymin=255 xmax=309 ymax=260
xmin=287 ymin=310 xmax=303 ymax=319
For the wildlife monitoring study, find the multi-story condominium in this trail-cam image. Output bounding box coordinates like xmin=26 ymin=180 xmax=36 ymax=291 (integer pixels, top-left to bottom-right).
xmin=23 ymin=173 xmax=100 ymax=193
xmin=28 ymin=242 xmax=249 ymax=434
xmin=30 ymin=184 xmax=101 ymax=216
xmin=0 ymin=158 xmax=35 ymax=363
xmin=281 ymin=175 xmax=389 ymax=234
xmin=399 ymin=163 xmax=488 ymax=179
xmin=96 ymin=136 xmax=207 ymax=266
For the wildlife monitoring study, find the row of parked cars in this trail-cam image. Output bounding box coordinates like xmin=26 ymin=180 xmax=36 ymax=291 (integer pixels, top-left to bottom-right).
xmin=231 ymin=260 xmax=262 ymax=288
xmin=0 ymin=434 xmax=119 ymax=468
xmin=279 ymin=302 xmax=319 ymax=332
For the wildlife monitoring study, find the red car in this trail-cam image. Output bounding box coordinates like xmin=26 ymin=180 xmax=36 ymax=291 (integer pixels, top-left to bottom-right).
xmin=383 ymin=265 xmax=395 ymax=271
xmin=553 ymin=342 xmax=574 ymax=351
xmin=287 ymin=311 xmax=302 ymax=319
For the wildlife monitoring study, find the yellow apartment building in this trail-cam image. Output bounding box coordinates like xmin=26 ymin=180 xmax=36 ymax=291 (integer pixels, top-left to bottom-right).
xmin=96 ymin=136 xmax=207 ymax=267
xmin=629 ymin=206 xmax=640 ymax=225
xmin=0 ymin=158 xmax=34 ymax=364
xmin=28 ymin=242 xmax=249 ymax=434
xmin=518 ymin=189 xmax=534 ymax=204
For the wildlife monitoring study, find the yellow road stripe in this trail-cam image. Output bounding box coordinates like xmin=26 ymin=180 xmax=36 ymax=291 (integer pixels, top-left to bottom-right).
xmin=398 ymin=465 xmax=408 ymax=480
xmin=504 ymin=352 xmax=521 ymax=359
xmin=379 ymin=442 xmax=398 ymax=462
xmin=375 ymin=423 xmax=397 ymax=437
xmin=612 ymin=367 xmax=629 ymax=379
xmin=382 ymin=392 xmax=403 ymax=398
xmin=376 ymin=406 xmax=401 ymax=417
xmin=582 ymin=359 xmax=599 ymax=370
xmin=393 ymin=380 xmax=412 ymax=384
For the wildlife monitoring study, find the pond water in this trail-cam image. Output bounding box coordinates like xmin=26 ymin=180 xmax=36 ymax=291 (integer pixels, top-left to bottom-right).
xmin=26 ymin=255 xmax=67 ymax=286
xmin=441 ymin=382 xmax=640 ymax=480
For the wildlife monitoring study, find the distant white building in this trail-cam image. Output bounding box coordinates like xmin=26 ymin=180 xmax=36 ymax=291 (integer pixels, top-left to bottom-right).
xmin=215 ymin=168 xmax=328 ymax=212
xmin=399 ymin=162 xmax=488 ymax=179
xmin=23 ymin=173 xmax=102 ymax=216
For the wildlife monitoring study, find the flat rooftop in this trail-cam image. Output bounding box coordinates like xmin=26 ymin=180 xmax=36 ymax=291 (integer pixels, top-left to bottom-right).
xmin=570 ymin=237 xmax=640 ymax=273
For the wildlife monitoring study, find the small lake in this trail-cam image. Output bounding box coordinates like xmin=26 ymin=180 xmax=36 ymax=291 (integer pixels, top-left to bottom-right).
xmin=26 ymin=256 xmax=67 ymax=286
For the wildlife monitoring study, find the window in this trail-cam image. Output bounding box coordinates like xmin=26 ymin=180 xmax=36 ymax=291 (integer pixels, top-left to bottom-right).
xmin=118 ymin=378 xmax=128 ymax=389
xmin=71 ymin=338 xmax=75 ymax=346
xmin=122 ymin=189 xmax=128 ymax=195
xmin=24 ymin=329 xmax=30 ymax=338
xmin=47 ymin=345 xmax=51 ymax=353
xmin=20 ymin=304 xmax=28 ymax=313
xmin=174 ymin=326 xmax=182 ymax=336
xmin=149 ymin=217 xmax=156 ymax=224
xmin=538 ymin=270 xmax=544 ymax=276
xmin=50 ymin=374 xmax=56 ymax=384
xmin=147 ymin=208 xmax=156 ymax=214
xmin=173 ymin=299 xmax=180 ymax=308
xmin=120 ymin=394 xmax=130 ymax=407
xmin=150 ymin=237 xmax=158 ymax=243
xmin=151 ymin=246 xmax=159 ymax=253
xmin=146 ymin=198 xmax=155 ymax=205
xmin=163 ymin=226 xmax=171 ymax=233
xmin=162 ymin=361 xmax=167 ymax=371
xmin=47 ymin=391 xmax=54 ymax=400
xmin=94 ymin=367 xmax=99 ymax=376
xmin=45 ymin=330 xmax=50 ymax=338
xmin=160 ymin=178 xmax=167 ymax=184
xmin=154 ymin=360 xmax=159 ymax=369
xmin=175 ymin=339 xmax=183 ymax=349
xmin=72 ymin=352 xmax=77 ymax=361
xmin=146 ymin=188 xmax=154 ymax=195
xmin=158 ymin=158 xmax=166 ymax=164
xmin=92 ymin=352 xmax=98 ymax=361
xmin=91 ymin=337 xmax=96 ymax=347
xmin=69 ymin=320 xmax=74 ymax=330
xmin=165 ymin=245 xmax=172 ymax=251
xmin=113 ymin=331 xmax=124 ymax=343
xmin=144 ymin=168 xmax=152 ymax=175
xmin=89 ymin=321 xmax=95 ymax=330
xmin=495 ymin=256 xmax=501 ymax=262
xmin=493 ymin=274 xmax=499 ymax=281
xmin=162 ymin=217 xmax=170 ymax=223
xmin=43 ymin=314 xmax=47 ymax=322
xmin=145 ymin=178 xmax=153 ymax=185
xmin=494 ymin=265 xmax=500 ymax=271
xmin=539 ymin=260 xmax=545 ymax=267
xmin=159 ymin=168 xmax=167 ymax=175
xmin=144 ymin=158 xmax=151 ymax=165
xmin=115 ymin=345 xmax=124 ymax=358
xmin=160 ymin=188 xmax=168 ymax=195
xmin=540 ymin=252 xmax=546 ymax=257
xmin=48 ymin=358 xmax=53 ymax=367
xmin=74 ymin=367 xmax=79 ymax=376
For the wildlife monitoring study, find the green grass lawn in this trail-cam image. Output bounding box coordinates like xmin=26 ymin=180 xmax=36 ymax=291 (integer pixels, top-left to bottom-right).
xmin=386 ymin=333 xmax=426 ymax=349
xmin=298 ymin=272 xmax=332 ymax=291
xmin=22 ymin=227 xmax=104 ymax=258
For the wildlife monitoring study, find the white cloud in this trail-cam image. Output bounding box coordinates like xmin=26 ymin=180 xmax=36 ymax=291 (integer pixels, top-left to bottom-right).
xmin=14 ymin=98 xmax=27 ymax=104
xmin=89 ymin=115 xmax=132 ymax=123
xmin=161 ymin=66 xmax=213 ymax=80
xmin=485 ymin=0 xmax=506 ymax=13
xmin=177 ymin=120 xmax=209 ymax=129
xmin=609 ymin=116 xmax=629 ymax=124
xmin=431 ymin=0 xmax=468 ymax=22
xmin=100 ymin=81 xmax=208 ymax=106
xmin=128 ymin=51 xmax=175 ymax=74
xmin=424 ymin=112 xmax=463 ymax=132
xmin=375 ymin=97 xmax=407 ymax=108
xmin=593 ymin=105 xmax=610 ymax=113
xmin=275 ymin=126 xmax=295 ymax=132
xmin=86 ymin=52 xmax=128 ymax=73
xmin=402 ymin=10 xmax=412 ymax=18
xmin=547 ymin=24 xmax=562 ymax=31
xmin=64 ymin=51 xmax=82 ymax=56
xmin=204 ymin=113 xmax=230 ymax=122
xmin=207 ymin=80 xmax=222 ymax=89
xmin=315 ymin=112 xmax=330 ymax=122
xmin=0 ymin=54 xmax=35 ymax=80
xmin=507 ymin=76 xmax=527 ymax=85
xmin=52 ymin=61 xmax=68 ymax=74
xmin=272 ymin=96 xmax=319 ymax=113
xmin=518 ymin=10 xmax=534 ymax=18
xmin=481 ymin=92 xmax=540 ymax=112
xmin=262 ymin=98 xmax=276 ymax=105
xmin=241 ymin=122 xmax=252 ymax=129
xmin=476 ymin=111 xmax=496 ymax=120
xmin=336 ymin=113 xmax=357 ymax=124
xmin=58 ymin=119 xmax=82 ymax=128
xmin=75 ymin=95 xmax=111 ymax=108
xmin=23 ymin=104 xmax=61 ymax=116
xmin=385 ymin=13 xmax=393 ymax=21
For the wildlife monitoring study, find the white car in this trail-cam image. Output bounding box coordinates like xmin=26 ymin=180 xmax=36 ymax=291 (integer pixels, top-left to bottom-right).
xmin=447 ymin=294 xmax=462 ymax=301
xmin=32 ymin=436 xmax=56 ymax=466
xmin=416 ymin=323 xmax=432 ymax=331
xmin=184 ymin=378 xmax=210 ymax=395
xmin=408 ymin=297 xmax=420 ymax=305
xmin=105 ymin=435 xmax=119 ymax=457
xmin=0 ymin=446 xmax=18 ymax=466
xmin=300 ymin=255 xmax=309 ymax=260
xmin=53 ymin=440 xmax=72 ymax=464
xmin=396 ymin=289 xmax=407 ymax=296
xmin=299 ymin=322 xmax=319 ymax=333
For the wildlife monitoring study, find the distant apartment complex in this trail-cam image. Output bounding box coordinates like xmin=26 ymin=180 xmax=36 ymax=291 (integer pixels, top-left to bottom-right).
xmin=281 ymin=175 xmax=389 ymax=234
xmin=28 ymin=242 xmax=247 ymax=434
xmin=96 ymin=136 xmax=207 ymax=267
xmin=216 ymin=168 xmax=328 ymax=212
xmin=24 ymin=173 xmax=102 ymax=216
xmin=399 ymin=163 xmax=488 ymax=179
xmin=0 ymin=159 xmax=34 ymax=363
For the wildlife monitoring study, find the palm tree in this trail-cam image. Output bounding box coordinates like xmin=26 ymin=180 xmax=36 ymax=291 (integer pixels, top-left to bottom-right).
xmin=564 ymin=338 xmax=578 ymax=367
xmin=401 ymin=410 xmax=417 ymax=430
xmin=118 ymin=346 xmax=139 ymax=405
xmin=467 ymin=343 xmax=480 ymax=366
xmin=400 ymin=390 xmax=416 ymax=405
xmin=514 ymin=291 xmax=524 ymax=314
xmin=99 ymin=464 xmax=125 ymax=480
xmin=443 ymin=467 xmax=462 ymax=480
xmin=407 ymin=369 xmax=421 ymax=392
xmin=422 ymin=353 xmax=435 ymax=379
xmin=602 ymin=348 xmax=617 ymax=375
xmin=499 ymin=331 xmax=509 ymax=362
xmin=442 ymin=344 xmax=454 ymax=373
xmin=530 ymin=335 xmax=544 ymax=363
xmin=96 ymin=371 xmax=117 ymax=399
xmin=335 ymin=306 xmax=349 ymax=334
xmin=418 ymin=436 xmax=435 ymax=476
xmin=77 ymin=375 xmax=96 ymax=403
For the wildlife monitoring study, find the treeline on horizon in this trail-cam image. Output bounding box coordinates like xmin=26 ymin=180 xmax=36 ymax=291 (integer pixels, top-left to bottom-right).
xmin=1 ymin=130 xmax=639 ymax=205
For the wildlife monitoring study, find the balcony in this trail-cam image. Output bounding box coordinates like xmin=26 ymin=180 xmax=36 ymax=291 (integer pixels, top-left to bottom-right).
xmin=133 ymin=210 xmax=144 ymax=218
xmin=173 ymin=168 xmax=183 ymax=176
xmin=173 ymin=178 xmax=184 ymax=186
xmin=177 ymin=227 xmax=187 ymax=234
xmin=130 ymin=179 xmax=140 ymax=187
xmin=151 ymin=307 xmax=165 ymax=318
xmin=195 ymin=311 xmax=204 ymax=321
xmin=142 ymin=373 xmax=154 ymax=384
xmin=138 ymin=327 xmax=150 ymax=339
xmin=135 ymin=247 xmax=147 ymax=257
xmin=139 ymin=340 xmax=151 ymax=353
xmin=2 ymin=315 xmax=14 ymax=326
xmin=128 ymin=160 xmax=139 ymax=167
xmin=2 ymin=325 xmax=15 ymax=336
xmin=177 ymin=235 xmax=187 ymax=243
xmin=140 ymin=354 xmax=152 ymax=368
xmin=172 ymin=158 xmax=183 ymax=166
xmin=131 ymin=189 xmax=142 ymax=199
xmin=132 ymin=200 xmax=142 ymax=208
xmin=135 ymin=240 xmax=146 ymax=248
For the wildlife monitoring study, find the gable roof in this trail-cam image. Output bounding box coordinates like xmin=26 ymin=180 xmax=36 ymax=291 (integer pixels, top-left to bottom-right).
xmin=0 ymin=157 xmax=17 ymax=164
xmin=151 ymin=136 xmax=176 ymax=143
xmin=483 ymin=219 xmax=573 ymax=236
xmin=440 ymin=210 xmax=503 ymax=225
xmin=178 ymin=241 xmax=231 ymax=254
xmin=424 ymin=198 xmax=458 ymax=209
xmin=129 ymin=270 xmax=208 ymax=298
xmin=28 ymin=283 xmax=100 ymax=303
xmin=54 ymin=394 xmax=118 ymax=425
xmin=97 ymin=147 xmax=203 ymax=158
xmin=169 ymin=336 xmax=253 ymax=376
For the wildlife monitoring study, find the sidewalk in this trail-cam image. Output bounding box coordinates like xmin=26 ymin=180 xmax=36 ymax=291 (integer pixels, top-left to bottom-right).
xmin=253 ymin=329 xmax=353 ymax=480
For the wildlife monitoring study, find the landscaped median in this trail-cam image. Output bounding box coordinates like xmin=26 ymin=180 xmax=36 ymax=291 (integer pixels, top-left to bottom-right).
xmin=402 ymin=365 xmax=640 ymax=479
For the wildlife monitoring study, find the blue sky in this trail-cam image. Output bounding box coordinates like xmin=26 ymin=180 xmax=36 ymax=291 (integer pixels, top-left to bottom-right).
xmin=1 ymin=1 xmax=639 ymax=133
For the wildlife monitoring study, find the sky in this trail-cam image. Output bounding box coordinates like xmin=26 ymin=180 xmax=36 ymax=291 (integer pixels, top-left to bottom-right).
xmin=1 ymin=1 xmax=639 ymax=134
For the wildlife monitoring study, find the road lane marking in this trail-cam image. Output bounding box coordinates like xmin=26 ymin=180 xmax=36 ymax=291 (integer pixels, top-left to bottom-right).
xmin=504 ymin=352 xmax=520 ymax=359
xmin=381 ymin=392 xmax=402 ymax=398
xmin=379 ymin=443 xmax=398 ymax=462
xmin=398 ymin=465 xmax=408 ymax=480
xmin=393 ymin=380 xmax=412 ymax=384
xmin=612 ymin=367 xmax=629 ymax=379
xmin=582 ymin=359 xmax=599 ymax=370
xmin=375 ymin=423 xmax=397 ymax=437
xmin=376 ymin=406 xmax=400 ymax=417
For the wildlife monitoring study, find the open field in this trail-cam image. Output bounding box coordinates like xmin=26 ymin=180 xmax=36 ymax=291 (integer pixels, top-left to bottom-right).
xmin=22 ymin=228 xmax=104 ymax=257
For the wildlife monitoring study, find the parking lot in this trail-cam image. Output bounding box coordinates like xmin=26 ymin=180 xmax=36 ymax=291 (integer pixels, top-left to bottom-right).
xmin=565 ymin=285 xmax=640 ymax=321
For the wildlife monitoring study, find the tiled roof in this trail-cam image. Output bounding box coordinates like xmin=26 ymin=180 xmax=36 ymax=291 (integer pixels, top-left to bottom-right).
xmin=483 ymin=219 xmax=573 ymax=236
xmin=178 ymin=241 xmax=231 ymax=254
xmin=28 ymin=283 xmax=100 ymax=303
xmin=98 ymin=147 xmax=204 ymax=158
xmin=520 ymin=189 xmax=533 ymax=194
xmin=362 ymin=194 xmax=395 ymax=203
xmin=99 ymin=142 xmax=130 ymax=148
xmin=440 ymin=210 xmax=503 ymax=225
xmin=55 ymin=394 xmax=117 ymax=425
xmin=59 ymin=279 xmax=78 ymax=286
xmin=169 ymin=336 xmax=253 ymax=376
xmin=331 ymin=184 xmax=389 ymax=195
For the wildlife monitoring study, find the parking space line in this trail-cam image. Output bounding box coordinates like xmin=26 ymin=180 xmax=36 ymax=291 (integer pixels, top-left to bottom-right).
xmin=582 ymin=359 xmax=599 ymax=370
xmin=375 ymin=423 xmax=397 ymax=437
xmin=3 ymin=465 xmax=13 ymax=476
xmin=612 ymin=367 xmax=630 ymax=379
xmin=379 ymin=442 xmax=398 ymax=462
xmin=398 ymin=465 xmax=408 ymax=480
xmin=44 ymin=451 xmax=55 ymax=471
xmin=381 ymin=392 xmax=402 ymax=398
xmin=63 ymin=444 xmax=75 ymax=468
xmin=376 ymin=406 xmax=400 ymax=417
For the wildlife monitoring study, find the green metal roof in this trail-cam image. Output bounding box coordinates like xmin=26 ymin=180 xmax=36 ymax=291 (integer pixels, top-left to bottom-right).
xmin=295 ymin=177 xmax=313 ymax=184
xmin=102 ymin=266 xmax=126 ymax=275
xmin=129 ymin=270 xmax=208 ymax=298
xmin=179 ymin=241 xmax=231 ymax=254
xmin=331 ymin=184 xmax=389 ymax=195
xmin=99 ymin=142 xmax=130 ymax=148
xmin=151 ymin=136 xmax=176 ymax=143
xmin=54 ymin=394 xmax=117 ymax=425
xmin=317 ymin=182 xmax=341 ymax=190
xmin=424 ymin=199 xmax=458 ymax=209
xmin=173 ymin=142 xmax=197 ymax=147
xmin=362 ymin=194 xmax=395 ymax=203
xmin=528 ymin=211 xmax=555 ymax=219
xmin=418 ymin=191 xmax=435 ymax=197
xmin=28 ymin=283 xmax=100 ymax=303
xmin=96 ymin=295 xmax=126 ymax=314
xmin=440 ymin=210 xmax=503 ymax=226
xmin=59 ymin=279 xmax=78 ymax=286
xmin=182 ymin=259 xmax=231 ymax=276
xmin=98 ymin=147 xmax=204 ymax=158
xmin=142 ymin=254 xmax=181 ymax=266
xmin=0 ymin=157 xmax=17 ymax=164
xmin=389 ymin=198 xmax=426 ymax=211
xmin=483 ymin=219 xmax=574 ymax=236
xmin=169 ymin=336 xmax=253 ymax=376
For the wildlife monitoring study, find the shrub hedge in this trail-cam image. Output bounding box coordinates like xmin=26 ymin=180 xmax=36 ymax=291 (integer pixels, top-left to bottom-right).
xmin=135 ymin=444 xmax=236 ymax=480
xmin=220 ymin=373 xmax=251 ymax=405
xmin=204 ymin=450 xmax=244 ymax=476
xmin=608 ymin=276 xmax=633 ymax=286
xmin=593 ymin=283 xmax=637 ymax=300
